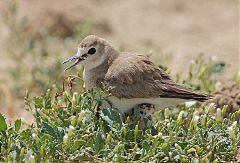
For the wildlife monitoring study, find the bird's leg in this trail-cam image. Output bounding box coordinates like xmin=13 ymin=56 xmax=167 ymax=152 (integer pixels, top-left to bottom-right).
xmin=123 ymin=108 xmax=134 ymax=122
xmin=94 ymin=101 xmax=103 ymax=119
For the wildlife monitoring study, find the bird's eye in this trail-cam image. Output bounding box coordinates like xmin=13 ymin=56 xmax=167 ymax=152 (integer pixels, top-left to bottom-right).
xmin=140 ymin=111 xmax=144 ymax=114
xmin=88 ymin=48 xmax=96 ymax=55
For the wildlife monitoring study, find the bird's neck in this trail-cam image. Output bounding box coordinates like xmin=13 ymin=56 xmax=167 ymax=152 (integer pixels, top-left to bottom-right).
xmin=83 ymin=49 xmax=119 ymax=89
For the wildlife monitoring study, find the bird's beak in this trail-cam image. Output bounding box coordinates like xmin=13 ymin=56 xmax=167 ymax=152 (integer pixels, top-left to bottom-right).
xmin=146 ymin=113 xmax=153 ymax=121
xmin=62 ymin=53 xmax=85 ymax=71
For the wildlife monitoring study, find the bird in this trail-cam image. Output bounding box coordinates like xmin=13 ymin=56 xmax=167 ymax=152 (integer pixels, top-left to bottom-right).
xmin=124 ymin=103 xmax=155 ymax=129
xmin=63 ymin=35 xmax=209 ymax=125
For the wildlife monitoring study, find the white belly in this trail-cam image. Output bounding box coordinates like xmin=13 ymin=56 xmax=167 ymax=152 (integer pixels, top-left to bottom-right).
xmin=103 ymin=96 xmax=188 ymax=114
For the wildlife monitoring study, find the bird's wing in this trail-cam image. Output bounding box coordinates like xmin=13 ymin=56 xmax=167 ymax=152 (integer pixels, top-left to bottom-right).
xmin=104 ymin=52 xmax=208 ymax=101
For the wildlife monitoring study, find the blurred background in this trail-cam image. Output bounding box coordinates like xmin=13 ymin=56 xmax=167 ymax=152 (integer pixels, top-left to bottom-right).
xmin=0 ymin=0 xmax=239 ymax=121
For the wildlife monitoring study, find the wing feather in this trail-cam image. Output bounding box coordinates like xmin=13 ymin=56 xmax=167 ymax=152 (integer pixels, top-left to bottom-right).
xmin=104 ymin=52 xmax=208 ymax=101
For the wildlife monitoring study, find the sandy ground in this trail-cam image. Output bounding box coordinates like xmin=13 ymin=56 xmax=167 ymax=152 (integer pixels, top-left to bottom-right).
xmin=0 ymin=0 xmax=239 ymax=121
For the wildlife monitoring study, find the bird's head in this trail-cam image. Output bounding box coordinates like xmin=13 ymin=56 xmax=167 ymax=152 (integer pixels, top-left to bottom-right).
xmin=63 ymin=35 xmax=118 ymax=71
xmin=139 ymin=104 xmax=154 ymax=121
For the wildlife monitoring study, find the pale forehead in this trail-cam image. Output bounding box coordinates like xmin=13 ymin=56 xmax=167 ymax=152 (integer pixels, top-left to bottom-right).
xmin=78 ymin=35 xmax=100 ymax=48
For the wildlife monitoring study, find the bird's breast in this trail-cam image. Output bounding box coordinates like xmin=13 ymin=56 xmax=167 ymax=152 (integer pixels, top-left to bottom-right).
xmin=83 ymin=69 xmax=104 ymax=89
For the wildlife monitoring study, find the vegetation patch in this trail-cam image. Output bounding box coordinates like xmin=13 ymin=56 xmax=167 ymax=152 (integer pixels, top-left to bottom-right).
xmin=0 ymin=86 xmax=239 ymax=162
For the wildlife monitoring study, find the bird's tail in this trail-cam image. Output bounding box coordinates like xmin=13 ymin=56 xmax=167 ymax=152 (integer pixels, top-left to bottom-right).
xmin=160 ymin=83 xmax=212 ymax=102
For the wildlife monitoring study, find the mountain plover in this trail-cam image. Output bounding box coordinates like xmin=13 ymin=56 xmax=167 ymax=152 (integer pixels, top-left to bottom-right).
xmin=63 ymin=35 xmax=209 ymax=125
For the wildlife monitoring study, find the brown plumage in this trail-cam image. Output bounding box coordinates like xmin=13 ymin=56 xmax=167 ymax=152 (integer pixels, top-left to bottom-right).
xmin=202 ymin=81 xmax=240 ymax=115
xmin=63 ymin=35 xmax=210 ymax=114
xmin=104 ymin=52 xmax=209 ymax=101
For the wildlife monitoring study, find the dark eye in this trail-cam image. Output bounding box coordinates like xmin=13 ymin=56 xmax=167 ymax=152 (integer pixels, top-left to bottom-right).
xmin=140 ymin=111 xmax=144 ymax=114
xmin=88 ymin=48 xmax=96 ymax=55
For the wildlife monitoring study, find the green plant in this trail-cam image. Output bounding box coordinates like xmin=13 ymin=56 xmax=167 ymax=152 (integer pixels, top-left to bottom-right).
xmin=0 ymin=87 xmax=239 ymax=162
xmin=176 ymin=54 xmax=226 ymax=93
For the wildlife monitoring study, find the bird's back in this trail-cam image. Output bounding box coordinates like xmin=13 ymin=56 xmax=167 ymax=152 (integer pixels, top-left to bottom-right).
xmin=104 ymin=52 xmax=209 ymax=101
